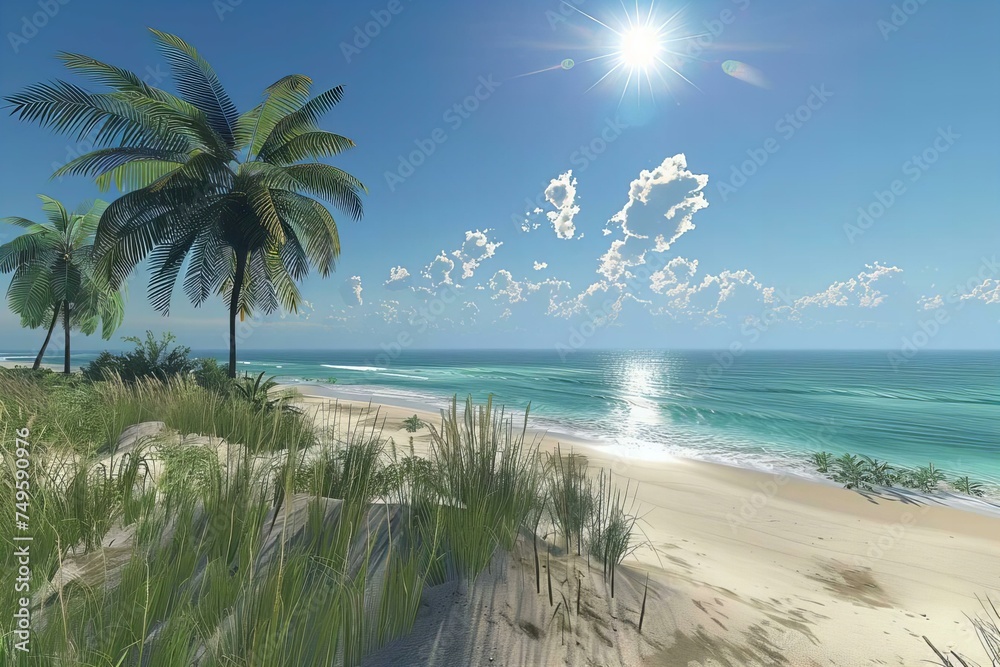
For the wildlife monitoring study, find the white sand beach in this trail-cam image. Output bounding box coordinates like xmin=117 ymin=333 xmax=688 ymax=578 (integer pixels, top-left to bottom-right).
xmin=287 ymin=386 xmax=1000 ymax=667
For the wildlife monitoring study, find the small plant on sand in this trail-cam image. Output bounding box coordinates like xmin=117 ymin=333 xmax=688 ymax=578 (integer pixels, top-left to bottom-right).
xmin=429 ymin=396 xmax=543 ymax=578
xmin=811 ymin=451 xmax=833 ymax=473
xmin=952 ymin=476 xmax=986 ymax=498
xmin=547 ymin=445 xmax=592 ymax=556
xmin=402 ymin=415 xmax=423 ymax=432
xmin=831 ymin=453 xmax=872 ymax=491
xmin=233 ymin=371 xmax=298 ymax=414
xmin=860 ymin=456 xmax=897 ymax=487
xmin=912 ymin=463 xmax=947 ymax=493
xmin=589 ymin=468 xmax=643 ymax=597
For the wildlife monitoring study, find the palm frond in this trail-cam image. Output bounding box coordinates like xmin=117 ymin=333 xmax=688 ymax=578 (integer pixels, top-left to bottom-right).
xmin=271 ymin=190 xmax=340 ymax=276
xmin=5 ymin=80 xmax=183 ymax=148
xmin=282 ymin=164 xmax=365 ymax=220
xmin=0 ymin=231 xmax=55 ymax=273
xmin=259 ymin=130 xmax=355 ymax=165
xmin=236 ymin=74 xmax=312 ymax=157
xmin=37 ymin=194 xmax=70 ymax=231
xmin=149 ymin=28 xmax=239 ymax=149
xmin=257 ymin=85 xmax=344 ymax=157
xmin=53 ymin=147 xmax=188 ymax=182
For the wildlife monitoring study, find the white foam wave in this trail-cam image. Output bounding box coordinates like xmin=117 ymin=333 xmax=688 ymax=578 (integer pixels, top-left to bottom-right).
xmin=322 ymin=364 xmax=388 ymax=372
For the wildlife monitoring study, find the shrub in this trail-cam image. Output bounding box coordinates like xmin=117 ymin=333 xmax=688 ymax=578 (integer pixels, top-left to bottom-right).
xmin=82 ymin=331 xmax=194 ymax=383
xmin=812 ymin=451 xmax=833 ymax=473
xmin=952 ymin=476 xmax=986 ymax=498
xmin=232 ymin=371 xmax=297 ymax=414
xmin=193 ymin=358 xmax=231 ymax=396
xmin=402 ymin=415 xmax=423 ymax=432
xmin=912 ymin=463 xmax=947 ymax=493
xmin=832 ymin=454 xmax=871 ymax=491
xmin=860 ymin=456 xmax=897 ymax=487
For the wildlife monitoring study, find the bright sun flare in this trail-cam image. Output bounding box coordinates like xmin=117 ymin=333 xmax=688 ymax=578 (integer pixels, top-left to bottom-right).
xmin=563 ymin=2 xmax=699 ymax=104
xmin=620 ymin=26 xmax=661 ymax=69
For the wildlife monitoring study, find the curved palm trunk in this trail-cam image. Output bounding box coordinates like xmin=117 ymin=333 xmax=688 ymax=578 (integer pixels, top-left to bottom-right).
xmin=228 ymin=250 xmax=248 ymax=378
xmin=33 ymin=303 xmax=62 ymax=370
xmin=62 ymin=300 xmax=71 ymax=375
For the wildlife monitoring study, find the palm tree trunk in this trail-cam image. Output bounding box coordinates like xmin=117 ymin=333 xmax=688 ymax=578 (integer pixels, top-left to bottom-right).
xmin=33 ymin=303 xmax=61 ymax=370
xmin=62 ymin=300 xmax=71 ymax=375
xmin=228 ymin=249 xmax=248 ymax=378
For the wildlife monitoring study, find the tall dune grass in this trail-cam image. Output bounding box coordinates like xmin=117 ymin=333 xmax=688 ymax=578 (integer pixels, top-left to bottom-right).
xmin=0 ymin=371 xmax=647 ymax=665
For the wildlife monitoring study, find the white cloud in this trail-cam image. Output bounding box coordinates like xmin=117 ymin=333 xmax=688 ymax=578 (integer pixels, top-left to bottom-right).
xmin=960 ymin=279 xmax=1000 ymax=304
xmin=452 ymin=230 xmax=502 ymax=280
xmin=533 ymin=261 xmax=548 ymax=271
xmin=348 ymin=275 xmax=363 ymax=306
xmin=795 ymin=263 xmax=902 ymax=309
xmin=544 ymin=171 xmax=581 ymax=239
xmin=385 ymin=266 xmax=411 ymax=287
xmin=917 ymin=294 xmax=944 ymax=310
xmin=422 ymin=252 xmax=456 ymax=288
xmin=591 ymin=154 xmax=710 ymax=289
xmin=489 ymin=269 xmax=527 ymax=304
xmin=607 ymin=154 xmax=709 ymax=250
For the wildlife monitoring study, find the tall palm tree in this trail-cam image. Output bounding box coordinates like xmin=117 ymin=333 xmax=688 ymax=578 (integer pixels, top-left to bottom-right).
xmin=6 ymin=29 xmax=365 ymax=377
xmin=0 ymin=196 xmax=125 ymax=372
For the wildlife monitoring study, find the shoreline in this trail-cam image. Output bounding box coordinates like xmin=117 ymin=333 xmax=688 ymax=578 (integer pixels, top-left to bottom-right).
xmin=283 ymin=381 xmax=1000 ymax=519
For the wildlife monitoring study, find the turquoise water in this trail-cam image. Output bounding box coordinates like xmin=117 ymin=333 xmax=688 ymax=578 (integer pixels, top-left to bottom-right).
xmin=6 ymin=349 xmax=998 ymax=485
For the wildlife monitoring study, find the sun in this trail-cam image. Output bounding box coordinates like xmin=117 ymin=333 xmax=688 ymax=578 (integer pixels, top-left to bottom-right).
xmin=620 ymin=26 xmax=661 ymax=69
xmin=563 ymin=2 xmax=699 ymax=103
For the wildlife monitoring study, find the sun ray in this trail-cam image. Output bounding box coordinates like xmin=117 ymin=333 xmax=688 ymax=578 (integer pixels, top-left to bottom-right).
xmin=573 ymin=1 xmax=699 ymax=103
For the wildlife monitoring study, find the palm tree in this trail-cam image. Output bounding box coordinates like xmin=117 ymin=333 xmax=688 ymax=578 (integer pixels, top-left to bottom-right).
xmin=0 ymin=196 xmax=125 ymax=372
xmin=5 ymin=29 xmax=365 ymax=377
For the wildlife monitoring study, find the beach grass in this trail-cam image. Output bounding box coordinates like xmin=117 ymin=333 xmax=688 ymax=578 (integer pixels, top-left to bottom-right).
xmin=0 ymin=370 xmax=646 ymax=665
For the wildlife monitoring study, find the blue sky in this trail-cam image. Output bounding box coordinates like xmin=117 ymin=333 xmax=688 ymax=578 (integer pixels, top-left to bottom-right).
xmin=1 ymin=0 xmax=998 ymax=352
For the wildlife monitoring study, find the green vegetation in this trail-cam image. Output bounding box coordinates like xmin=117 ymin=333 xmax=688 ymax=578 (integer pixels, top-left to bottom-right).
xmin=0 ymin=375 xmax=645 ymax=665
xmin=952 ymin=476 xmax=986 ymax=498
xmin=0 ymin=196 xmax=124 ymax=373
xmin=402 ymin=414 xmax=423 ymax=432
xmin=82 ymin=331 xmax=195 ymax=383
xmin=811 ymin=451 xmax=832 ymax=473
xmin=547 ymin=445 xmax=592 ymax=556
xmin=810 ymin=450 xmax=991 ymax=498
xmin=6 ymin=28 xmax=367 ymax=377
xmin=232 ymin=371 xmax=298 ymax=414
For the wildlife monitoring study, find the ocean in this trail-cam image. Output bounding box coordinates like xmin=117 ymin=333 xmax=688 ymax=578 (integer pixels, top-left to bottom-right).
xmin=6 ymin=348 xmax=999 ymax=486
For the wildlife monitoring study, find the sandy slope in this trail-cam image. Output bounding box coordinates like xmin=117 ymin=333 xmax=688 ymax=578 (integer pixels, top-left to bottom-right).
xmin=288 ymin=387 xmax=1000 ymax=667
